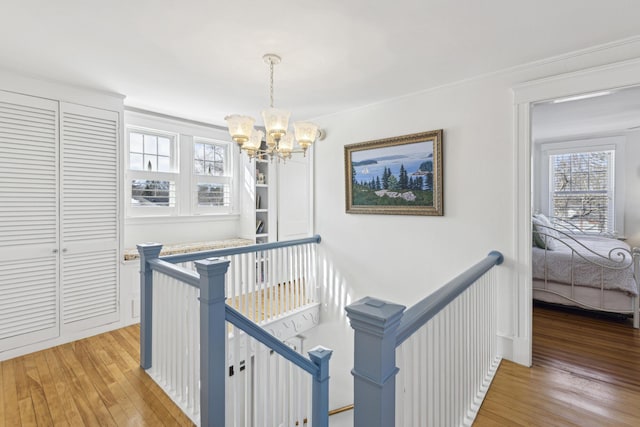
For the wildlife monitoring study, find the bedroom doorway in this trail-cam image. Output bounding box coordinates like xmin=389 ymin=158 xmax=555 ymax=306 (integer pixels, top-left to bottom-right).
xmin=530 ymin=85 xmax=640 ymax=327
xmin=512 ymin=59 xmax=640 ymax=367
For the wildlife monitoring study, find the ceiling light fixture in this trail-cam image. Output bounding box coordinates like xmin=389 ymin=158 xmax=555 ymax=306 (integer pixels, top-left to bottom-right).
xmin=552 ymin=91 xmax=611 ymax=104
xmin=225 ymin=54 xmax=324 ymax=161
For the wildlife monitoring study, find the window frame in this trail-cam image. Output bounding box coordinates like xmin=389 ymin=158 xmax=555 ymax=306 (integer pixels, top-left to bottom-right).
xmin=191 ymin=137 xmax=234 ymax=214
xmin=539 ymin=136 xmax=625 ymax=235
xmin=126 ymin=126 xmax=180 ymax=217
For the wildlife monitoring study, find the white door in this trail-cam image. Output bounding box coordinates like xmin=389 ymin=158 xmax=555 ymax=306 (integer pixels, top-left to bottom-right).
xmin=277 ymin=153 xmax=313 ymax=240
xmin=60 ymin=102 xmax=120 ymax=332
xmin=0 ymin=91 xmax=60 ymax=352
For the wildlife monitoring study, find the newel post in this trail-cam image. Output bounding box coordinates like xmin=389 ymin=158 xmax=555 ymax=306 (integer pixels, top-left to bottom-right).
xmin=346 ymin=297 xmax=406 ymax=427
xmin=309 ymin=346 xmax=333 ymax=427
xmin=136 ymin=243 xmax=163 ymax=370
xmin=195 ymin=258 xmax=230 ymax=427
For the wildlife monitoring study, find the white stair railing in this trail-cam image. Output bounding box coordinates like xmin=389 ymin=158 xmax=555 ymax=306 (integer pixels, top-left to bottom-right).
xmin=138 ymin=236 xmax=330 ymax=427
xmin=166 ymin=240 xmax=318 ymax=325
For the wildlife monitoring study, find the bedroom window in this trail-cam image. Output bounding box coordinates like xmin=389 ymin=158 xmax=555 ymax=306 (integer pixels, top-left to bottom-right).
xmin=549 ymin=150 xmax=614 ymax=233
xmin=192 ymin=138 xmax=232 ymax=212
xmin=127 ymin=128 xmax=178 ymax=214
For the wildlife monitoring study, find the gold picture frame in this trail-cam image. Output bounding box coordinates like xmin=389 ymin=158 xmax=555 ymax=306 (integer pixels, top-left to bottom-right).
xmin=344 ymin=130 xmax=443 ymax=216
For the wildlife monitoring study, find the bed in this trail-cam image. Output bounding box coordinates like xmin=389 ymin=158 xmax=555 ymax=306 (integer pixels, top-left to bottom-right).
xmin=531 ymin=214 xmax=640 ymax=328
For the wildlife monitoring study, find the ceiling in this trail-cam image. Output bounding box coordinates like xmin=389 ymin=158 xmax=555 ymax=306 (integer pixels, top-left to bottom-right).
xmin=1 ymin=1 xmax=640 ymax=126
xmin=532 ymin=85 xmax=640 ymax=141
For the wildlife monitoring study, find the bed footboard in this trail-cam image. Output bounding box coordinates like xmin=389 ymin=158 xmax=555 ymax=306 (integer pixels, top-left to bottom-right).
xmin=532 ymin=220 xmax=639 ymax=328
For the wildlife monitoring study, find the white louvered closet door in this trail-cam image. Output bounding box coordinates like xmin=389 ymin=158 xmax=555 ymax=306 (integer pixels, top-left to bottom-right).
xmin=0 ymin=91 xmax=60 ymax=352
xmin=60 ymin=102 xmax=119 ymax=332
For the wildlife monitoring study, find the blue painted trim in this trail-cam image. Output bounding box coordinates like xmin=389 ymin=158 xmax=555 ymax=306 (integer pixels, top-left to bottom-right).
xmin=196 ymin=258 xmax=230 ymax=427
xmin=309 ymin=347 xmax=332 ymax=427
xmin=345 ymin=297 xmax=405 ymax=427
xmin=148 ymin=259 xmax=200 ymax=288
xmin=225 ymin=305 xmax=318 ymax=376
xmin=488 ymin=250 xmax=504 ymax=265
xmin=161 ymin=234 xmax=322 ymax=264
xmin=137 ymin=243 xmax=163 ymax=370
xmin=395 ymin=251 xmax=503 ymax=347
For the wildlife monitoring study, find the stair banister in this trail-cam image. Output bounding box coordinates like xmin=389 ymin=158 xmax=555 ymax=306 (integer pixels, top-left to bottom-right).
xmin=138 ymin=236 xmax=330 ymax=427
xmin=346 ymin=250 xmax=504 ymax=427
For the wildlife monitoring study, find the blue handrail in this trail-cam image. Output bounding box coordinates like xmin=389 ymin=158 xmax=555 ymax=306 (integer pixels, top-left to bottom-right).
xmin=148 ymin=258 xmax=200 ymax=288
xmin=225 ymin=305 xmax=318 ymax=375
xmin=395 ymin=251 xmax=504 ymax=347
xmin=161 ymin=234 xmax=322 ymax=264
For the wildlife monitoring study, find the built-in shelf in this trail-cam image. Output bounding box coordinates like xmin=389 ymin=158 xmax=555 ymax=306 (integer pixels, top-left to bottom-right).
xmin=254 ymin=158 xmax=271 ymax=244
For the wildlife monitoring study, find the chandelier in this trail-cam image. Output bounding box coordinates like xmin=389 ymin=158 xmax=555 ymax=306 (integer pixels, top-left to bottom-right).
xmin=225 ymin=54 xmax=323 ymax=161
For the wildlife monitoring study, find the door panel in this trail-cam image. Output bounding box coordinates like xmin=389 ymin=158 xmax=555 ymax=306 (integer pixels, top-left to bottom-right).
xmin=0 ymin=91 xmax=60 ymax=352
xmin=60 ymin=102 xmax=119 ymax=332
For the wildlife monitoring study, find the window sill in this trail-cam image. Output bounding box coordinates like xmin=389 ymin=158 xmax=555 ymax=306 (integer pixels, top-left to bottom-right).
xmin=125 ymin=213 xmax=240 ymax=226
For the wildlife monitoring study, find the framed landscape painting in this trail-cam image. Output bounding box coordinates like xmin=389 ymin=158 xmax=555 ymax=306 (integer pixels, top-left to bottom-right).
xmin=344 ymin=130 xmax=443 ymax=216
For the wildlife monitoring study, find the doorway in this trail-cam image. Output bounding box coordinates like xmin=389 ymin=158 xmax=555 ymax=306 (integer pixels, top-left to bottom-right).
xmin=511 ymin=59 xmax=640 ymax=366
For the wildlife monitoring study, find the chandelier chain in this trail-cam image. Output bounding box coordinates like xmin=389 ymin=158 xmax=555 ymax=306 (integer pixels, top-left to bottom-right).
xmin=269 ymin=59 xmax=274 ymax=108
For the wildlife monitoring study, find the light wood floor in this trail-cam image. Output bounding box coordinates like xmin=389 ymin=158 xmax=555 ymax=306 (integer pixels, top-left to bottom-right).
xmin=3 ymin=303 xmax=640 ymax=426
xmin=475 ymin=303 xmax=640 ymax=426
xmin=0 ymin=324 xmax=194 ymax=427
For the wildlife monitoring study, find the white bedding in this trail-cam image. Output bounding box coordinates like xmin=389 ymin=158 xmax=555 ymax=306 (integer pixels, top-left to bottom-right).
xmin=532 ymin=235 xmax=637 ymax=296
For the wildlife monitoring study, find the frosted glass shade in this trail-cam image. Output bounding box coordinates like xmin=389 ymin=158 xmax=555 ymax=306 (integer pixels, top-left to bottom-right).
xmin=242 ymin=129 xmax=264 ymax=157
xmin=293 ymin=121 xmax=319 ymax=150
xmin=261 ymin=108 xmax=290 ymax=141
xmin=278 ymin=133 xmax=294 ymax=158
xmin=225 ymin=115 xmax=255 ymax=145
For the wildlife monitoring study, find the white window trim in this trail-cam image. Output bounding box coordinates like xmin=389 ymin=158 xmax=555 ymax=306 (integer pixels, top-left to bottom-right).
xmin=539 ymin=136 xmax=625 ymax=235
xmin=191 ymin=137 xmax=234 ymax=215
xmin=124 ymin=111 xmax=238 ymax=219
xmin=125 ymin=127 xmax=180 ymax=217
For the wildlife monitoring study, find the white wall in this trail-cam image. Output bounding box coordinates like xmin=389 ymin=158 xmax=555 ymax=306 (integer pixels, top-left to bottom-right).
xmin=305 ymin=39 xmax=640 ymax=409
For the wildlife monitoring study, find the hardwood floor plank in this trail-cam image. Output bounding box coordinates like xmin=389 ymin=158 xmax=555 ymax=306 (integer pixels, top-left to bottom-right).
xmin=1 ymin=360 xmax=21 ymax=427
xmin=33 ymin=351 xmax=69 ymax=426
xmin=23 ymin=353 xmax=54 ymax=426
xmin=17 ymin=399 xmax=36 ymax=427
xmin=43 ymin=347 xmax=86 ymax=426
xmin=50 ymin=346 xmax=103 ymax=426
xmin=14 ymin=358 xmax=36 ymax=426
xmin=58 ymin=342 xmax=118 ymax=427
xmin=83 ymin=335 xmax=144 ymax=425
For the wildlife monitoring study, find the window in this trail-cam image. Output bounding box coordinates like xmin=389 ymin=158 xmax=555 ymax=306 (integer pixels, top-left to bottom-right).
xmin=127 ymin=128 xmax=178 ymax=214
xmin=129 ymin=132 xmax=173 ymax=172
xmin=125 ymin=112 xmax=237 ymax=218
xmin=192 ymin=139 xmax=232 ymax=212
xmin=549 ymin=150 xmax=614 ymax=233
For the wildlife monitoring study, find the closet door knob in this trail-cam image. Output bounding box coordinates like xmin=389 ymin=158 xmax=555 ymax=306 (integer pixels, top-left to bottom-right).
xmin=52 ymin=249 xmax=59 ymax=254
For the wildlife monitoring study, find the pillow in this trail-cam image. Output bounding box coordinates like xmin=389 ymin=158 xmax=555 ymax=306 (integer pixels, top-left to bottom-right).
xmin=531 ymin=218 xmax=546 ymax=248
xmin=532 ymin=215 xmax=559 ymax=250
